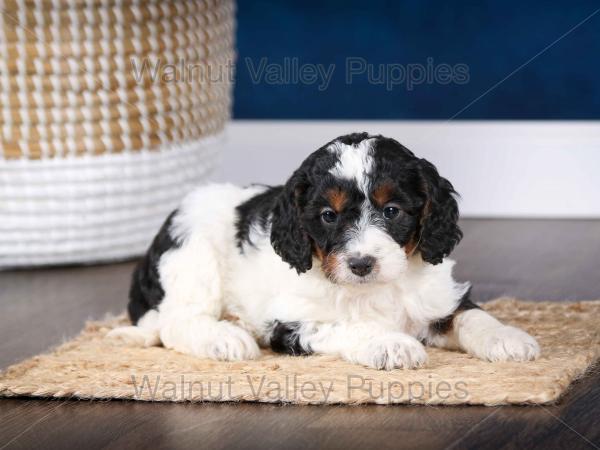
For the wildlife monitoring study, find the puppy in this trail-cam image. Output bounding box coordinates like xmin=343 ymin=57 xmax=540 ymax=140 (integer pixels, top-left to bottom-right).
xmin=108 ymin=133 xmax=540 ymax=369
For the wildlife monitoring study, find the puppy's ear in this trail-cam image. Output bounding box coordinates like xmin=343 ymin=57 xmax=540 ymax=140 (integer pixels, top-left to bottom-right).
xmin=416 ymin=159 xmax=462 ymax=265
xmin=270 ymin=170 xmax=313 ymax=274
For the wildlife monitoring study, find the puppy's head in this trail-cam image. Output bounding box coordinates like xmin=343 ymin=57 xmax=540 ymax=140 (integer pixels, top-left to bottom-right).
xmin=270 ymin=133 xmax=461 ymax=284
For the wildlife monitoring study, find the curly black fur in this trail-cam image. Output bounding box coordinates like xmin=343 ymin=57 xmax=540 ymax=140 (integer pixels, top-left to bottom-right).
xmin=270 ymin=147 xmax=337 ymax=273
xmin=369 ymin=134 xmax=461 ymax=264
xmin=235 ymin=185 xmax=283 ymax=250
xmin=416 ymin=159 xmax=463 ymax=265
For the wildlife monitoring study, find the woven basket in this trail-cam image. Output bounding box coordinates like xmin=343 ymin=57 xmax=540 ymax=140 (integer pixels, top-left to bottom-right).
xmin=0 ymin=0 xmax=235 ymax=268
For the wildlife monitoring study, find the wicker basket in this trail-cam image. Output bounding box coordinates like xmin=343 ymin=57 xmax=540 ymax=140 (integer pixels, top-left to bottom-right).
xmin=0 ymin=0 xmax=235 ymax=268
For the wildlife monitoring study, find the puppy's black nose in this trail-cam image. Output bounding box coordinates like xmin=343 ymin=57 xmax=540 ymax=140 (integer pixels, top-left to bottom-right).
xmin=348 ymin=256 xmax=376 ymax=277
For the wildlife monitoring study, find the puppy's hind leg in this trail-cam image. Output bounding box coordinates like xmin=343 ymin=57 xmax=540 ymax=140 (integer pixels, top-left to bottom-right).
xmin=426 ymin=291 xmax=540 ymax=362
xmin=157 ymin=236 xmax=260 ymax=361
xmin=106 ymin=309 xmax=161 ymax=347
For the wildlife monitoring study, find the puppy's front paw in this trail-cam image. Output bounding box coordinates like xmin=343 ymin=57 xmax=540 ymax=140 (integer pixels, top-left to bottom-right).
xmin=476 ymin=326 xmax=540 ymax=362
xmin=207 ymin=321 xmax=261 ymax=361
xmin=355 ymin=333 xmax=428 ymax=370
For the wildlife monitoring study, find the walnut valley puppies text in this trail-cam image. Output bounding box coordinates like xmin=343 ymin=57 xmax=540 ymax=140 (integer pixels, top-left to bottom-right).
xmin=130 ymin=374 xmax=469 ymax=403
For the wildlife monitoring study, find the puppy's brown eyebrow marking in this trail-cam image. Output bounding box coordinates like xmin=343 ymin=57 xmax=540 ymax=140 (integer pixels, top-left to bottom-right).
xmin=372 ymin=182 xmax=395 ymax=207
xmin=325 ymin=187 xmax=348 ymax=213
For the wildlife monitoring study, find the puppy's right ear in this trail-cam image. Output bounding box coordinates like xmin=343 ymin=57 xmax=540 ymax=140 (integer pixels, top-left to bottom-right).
xmin=270 ymin=169 xmax=313 ymax=274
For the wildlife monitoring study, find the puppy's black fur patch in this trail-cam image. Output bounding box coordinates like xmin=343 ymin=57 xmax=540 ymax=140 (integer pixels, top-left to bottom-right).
xmin=128 ymin=210 xmax=180 ymax=324
xmin=235 ymin=185 xmax=282 ymax=250
xmin=429 ymin=287 xmax=479 ymax=335
xmin=269 ymin=320 xmax=313 ymax=356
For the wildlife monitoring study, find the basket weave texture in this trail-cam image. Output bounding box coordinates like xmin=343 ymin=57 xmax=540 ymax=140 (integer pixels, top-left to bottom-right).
xmin=0 ymin=0 xmax=234 ymax=267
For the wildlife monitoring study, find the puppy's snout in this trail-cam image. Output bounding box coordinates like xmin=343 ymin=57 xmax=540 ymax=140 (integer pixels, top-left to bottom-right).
xmin=348 ymin=255 xmax=376 ymax=277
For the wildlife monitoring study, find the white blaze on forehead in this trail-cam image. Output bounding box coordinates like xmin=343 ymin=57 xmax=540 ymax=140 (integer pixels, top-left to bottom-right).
xmin=346 ymin=202 xmax=388 ymax=252
xmin=328 ymin=138 xmax=374 ymax=194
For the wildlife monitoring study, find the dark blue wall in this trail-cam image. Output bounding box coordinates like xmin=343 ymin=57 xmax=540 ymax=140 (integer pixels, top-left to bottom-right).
xmin=233 ymin=0 xmax=600 ymax=119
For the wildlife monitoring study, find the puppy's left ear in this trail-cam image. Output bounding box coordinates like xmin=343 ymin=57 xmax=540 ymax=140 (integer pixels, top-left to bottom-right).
xmin=270 ymin=170 xmax=313 ymax=274
xmin=416 ymin=159 xmax=462 ymax=265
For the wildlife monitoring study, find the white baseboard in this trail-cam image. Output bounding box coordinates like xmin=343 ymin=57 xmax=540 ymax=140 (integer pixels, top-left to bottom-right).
xmin=215 ymin=120 xmax=600 ymax=218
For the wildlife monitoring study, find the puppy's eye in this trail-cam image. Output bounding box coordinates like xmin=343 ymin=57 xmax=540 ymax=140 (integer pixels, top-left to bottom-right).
xmin=320 ymin=208 xmax=338 ymax=224
xmin=383 ymin=204 xmax=401 ymax=220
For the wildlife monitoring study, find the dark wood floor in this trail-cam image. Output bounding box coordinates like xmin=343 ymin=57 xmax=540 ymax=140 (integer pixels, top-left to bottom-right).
xmin=1 ymin=219 xmax=599 ymax=450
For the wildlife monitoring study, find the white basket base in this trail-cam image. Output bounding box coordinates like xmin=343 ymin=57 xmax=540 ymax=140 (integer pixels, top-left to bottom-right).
xmin=0 ymin=133 xmax=224 ymax=269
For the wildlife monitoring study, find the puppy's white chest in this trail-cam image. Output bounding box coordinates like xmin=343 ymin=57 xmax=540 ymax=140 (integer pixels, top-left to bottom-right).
xmin=225 ymin=247 xmax=418 ymax=335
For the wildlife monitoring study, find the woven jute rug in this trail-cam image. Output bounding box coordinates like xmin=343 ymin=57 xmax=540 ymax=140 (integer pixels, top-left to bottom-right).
xmin=1 ymin=298 xmax=599 ymax=406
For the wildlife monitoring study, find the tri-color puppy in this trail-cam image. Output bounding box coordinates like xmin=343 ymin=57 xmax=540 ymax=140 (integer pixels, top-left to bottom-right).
xmin=109 ymin=133 xmax=540 ymax=370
